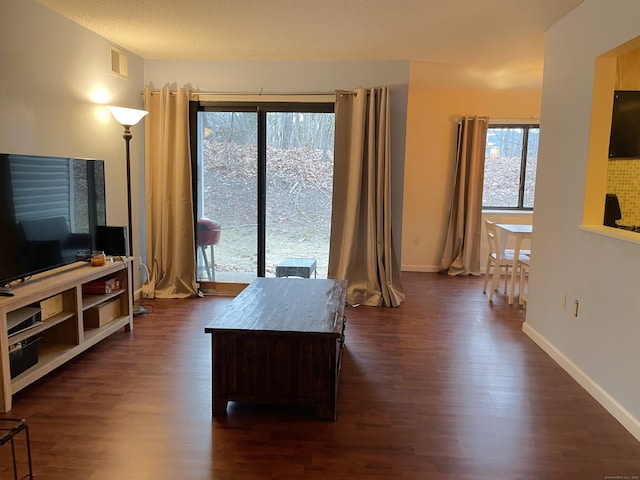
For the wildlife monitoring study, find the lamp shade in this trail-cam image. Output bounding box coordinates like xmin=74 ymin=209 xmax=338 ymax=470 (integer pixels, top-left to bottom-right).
xmin=107 ymin=106 xmax=148 ymax=126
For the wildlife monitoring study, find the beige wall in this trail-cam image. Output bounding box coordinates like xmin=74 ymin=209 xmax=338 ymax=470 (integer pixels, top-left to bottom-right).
xmin=401 ymin=62 xmax=541 ymax=272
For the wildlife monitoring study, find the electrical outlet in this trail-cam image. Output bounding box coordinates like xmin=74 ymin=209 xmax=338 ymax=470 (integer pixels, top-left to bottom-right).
xmin=135 ymin=256 xmax=142 ymax=270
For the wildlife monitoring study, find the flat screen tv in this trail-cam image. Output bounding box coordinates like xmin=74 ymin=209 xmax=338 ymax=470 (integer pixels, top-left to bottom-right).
xmin=609 ymin=90 xmax=640 ymax=159
xmin=0 ymin=153 xmax=106 ymax=288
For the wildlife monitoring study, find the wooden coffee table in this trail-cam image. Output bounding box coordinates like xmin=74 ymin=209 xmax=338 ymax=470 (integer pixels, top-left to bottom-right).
xmin=204 ymin=277 xmax=347 ymax=420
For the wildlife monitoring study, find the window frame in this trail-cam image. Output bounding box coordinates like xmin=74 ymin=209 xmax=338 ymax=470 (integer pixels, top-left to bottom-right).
xmin=482 ymin=122 xmax=539 ymax=211
xmin=189 ymin=100 xmax=335 ymax=279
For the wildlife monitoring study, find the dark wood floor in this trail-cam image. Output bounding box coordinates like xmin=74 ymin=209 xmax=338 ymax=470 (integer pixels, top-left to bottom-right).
xmin=2 ymin=272 xmax=639 ymax=479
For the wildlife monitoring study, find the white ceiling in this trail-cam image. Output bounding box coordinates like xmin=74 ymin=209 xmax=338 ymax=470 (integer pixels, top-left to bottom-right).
xmin=38 ymin=0 xmax=584 ymax=88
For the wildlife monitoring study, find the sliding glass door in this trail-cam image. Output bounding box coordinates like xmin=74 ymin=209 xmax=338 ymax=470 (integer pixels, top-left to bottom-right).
xmin=192 ymin=103 xmax=334 ymax=284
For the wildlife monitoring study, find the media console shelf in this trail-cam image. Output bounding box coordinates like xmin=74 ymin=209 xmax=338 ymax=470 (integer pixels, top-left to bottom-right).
xmin=0 ymin=258 xmax=134 ymax=412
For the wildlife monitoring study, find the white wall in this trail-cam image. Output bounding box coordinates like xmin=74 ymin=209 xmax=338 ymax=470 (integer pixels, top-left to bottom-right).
xmin=525 ymin=0 xmax=640 ymax=440
xmin=0 ymin=0 xmax=146 ymax=288
xmin=144 ymin=60 xmax=409 ymax=261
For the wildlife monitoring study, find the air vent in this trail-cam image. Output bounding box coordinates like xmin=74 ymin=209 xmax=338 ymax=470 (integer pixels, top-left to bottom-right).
xmin=110 ymin=46 xmax=128 ymax=78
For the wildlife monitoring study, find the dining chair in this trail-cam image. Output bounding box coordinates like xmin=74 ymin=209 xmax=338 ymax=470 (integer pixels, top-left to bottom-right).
xmin=519 ymin=254 xmax=530 ymax=306
xmin=483 ymin=219 xmax=529 ymax=302
xmin=197 ymin=218 xmax=222 ymax=280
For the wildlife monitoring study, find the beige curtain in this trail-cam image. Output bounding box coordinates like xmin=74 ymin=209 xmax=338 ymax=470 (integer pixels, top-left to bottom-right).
xmin=141 ymin=86 xmax=198 ymax=298
xmin=440 ymin=116 xmax=489 ymax=276
xmin=328 ymin=87 xmax=404 ymax=307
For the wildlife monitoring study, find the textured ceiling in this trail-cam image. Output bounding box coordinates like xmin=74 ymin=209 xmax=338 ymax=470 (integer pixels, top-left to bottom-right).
xmin=38 ymin=0 xmax=584 ymax=88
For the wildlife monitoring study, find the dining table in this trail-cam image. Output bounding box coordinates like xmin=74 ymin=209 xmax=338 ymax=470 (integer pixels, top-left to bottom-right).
xmin=495 ymin=223 xmax=533 ymax=305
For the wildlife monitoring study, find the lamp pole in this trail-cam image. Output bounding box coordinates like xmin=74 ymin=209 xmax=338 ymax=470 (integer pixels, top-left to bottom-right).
xmin=122 ymin=124 xmax=134 ymax=258
xmin=107 ymin=106 xmax=149 ymax=316
xmin=107 ymin=105 xmax=148 ymax=259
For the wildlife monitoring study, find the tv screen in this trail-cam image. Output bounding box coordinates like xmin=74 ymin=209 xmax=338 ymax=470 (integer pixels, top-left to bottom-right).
xmin=0 ymin=154 xmax=106 ymax=288
xmin=609 ymin=90 xmax=640 ymax=159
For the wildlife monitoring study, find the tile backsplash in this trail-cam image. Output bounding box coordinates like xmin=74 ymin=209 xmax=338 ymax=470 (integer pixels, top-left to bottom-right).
xmin=607 ymin=159 xmax=640 ymax=226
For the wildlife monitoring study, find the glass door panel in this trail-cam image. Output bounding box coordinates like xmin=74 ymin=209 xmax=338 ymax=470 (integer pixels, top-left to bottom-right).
xmin=196 ymin=111 xmax=257 ymax=283
xmin=524 ymin=127 xmax=539 ymax=208
xmin=265 ymin=112 xmax=334 ymax=278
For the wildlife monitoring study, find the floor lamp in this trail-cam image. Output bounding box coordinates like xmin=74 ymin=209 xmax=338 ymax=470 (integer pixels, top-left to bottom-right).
xmin=107 ymin=106 xmax=149 ymax=317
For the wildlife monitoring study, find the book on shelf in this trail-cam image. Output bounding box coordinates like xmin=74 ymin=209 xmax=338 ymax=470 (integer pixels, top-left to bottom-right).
xmin=82 ymin=277 xmax=121 ymax=295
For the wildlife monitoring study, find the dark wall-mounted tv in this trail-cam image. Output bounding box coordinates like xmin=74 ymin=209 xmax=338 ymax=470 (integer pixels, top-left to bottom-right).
xmin=0 ymin=153 xmax=106 ymax=288
xmin=609 ymin=90 xmax=640 ymax=159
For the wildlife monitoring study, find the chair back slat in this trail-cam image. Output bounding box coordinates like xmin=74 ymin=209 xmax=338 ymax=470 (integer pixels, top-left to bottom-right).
xmin=485 ymin=220 xmax=501 ymax=258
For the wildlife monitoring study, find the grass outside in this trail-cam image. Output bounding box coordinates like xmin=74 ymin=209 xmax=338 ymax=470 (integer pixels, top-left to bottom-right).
xmin=197 ymin=140 xmax=333 ymax=282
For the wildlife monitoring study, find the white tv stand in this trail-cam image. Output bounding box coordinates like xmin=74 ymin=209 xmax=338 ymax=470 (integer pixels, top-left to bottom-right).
xmin=0 ymin=258 xmax=134 ymax=412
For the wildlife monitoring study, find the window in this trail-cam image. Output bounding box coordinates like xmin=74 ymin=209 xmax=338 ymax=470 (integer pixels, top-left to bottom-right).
xmin=482 ymin=124 xmax=539 ymax=209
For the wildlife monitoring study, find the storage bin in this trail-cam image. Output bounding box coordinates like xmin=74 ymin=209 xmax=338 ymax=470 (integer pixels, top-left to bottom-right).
xmin=84 ymin=298 xmax=121 ymax=328
xmin=39 ymin=294 xmax=63 ymax=320
xmin=9 ymin=337 xmax=40 ymax=379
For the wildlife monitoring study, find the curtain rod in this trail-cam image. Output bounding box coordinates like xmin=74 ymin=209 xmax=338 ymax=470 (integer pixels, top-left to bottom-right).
xmin=142 ymin=89 xmax=339 ymax=104
xmin=451 ymin=115 xmax=538 ymax=124
xmin=489 ymin=118 xmax=539 ymax=125
xmin=142 ymin=89 xmax=336 ymax=96
xmin=142 ymin=89 xmax=361 ymax=99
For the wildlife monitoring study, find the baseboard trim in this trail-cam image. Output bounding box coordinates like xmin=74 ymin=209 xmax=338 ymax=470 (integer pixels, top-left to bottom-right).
xmin=522 ymin=322 xmax=640 ymax=442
